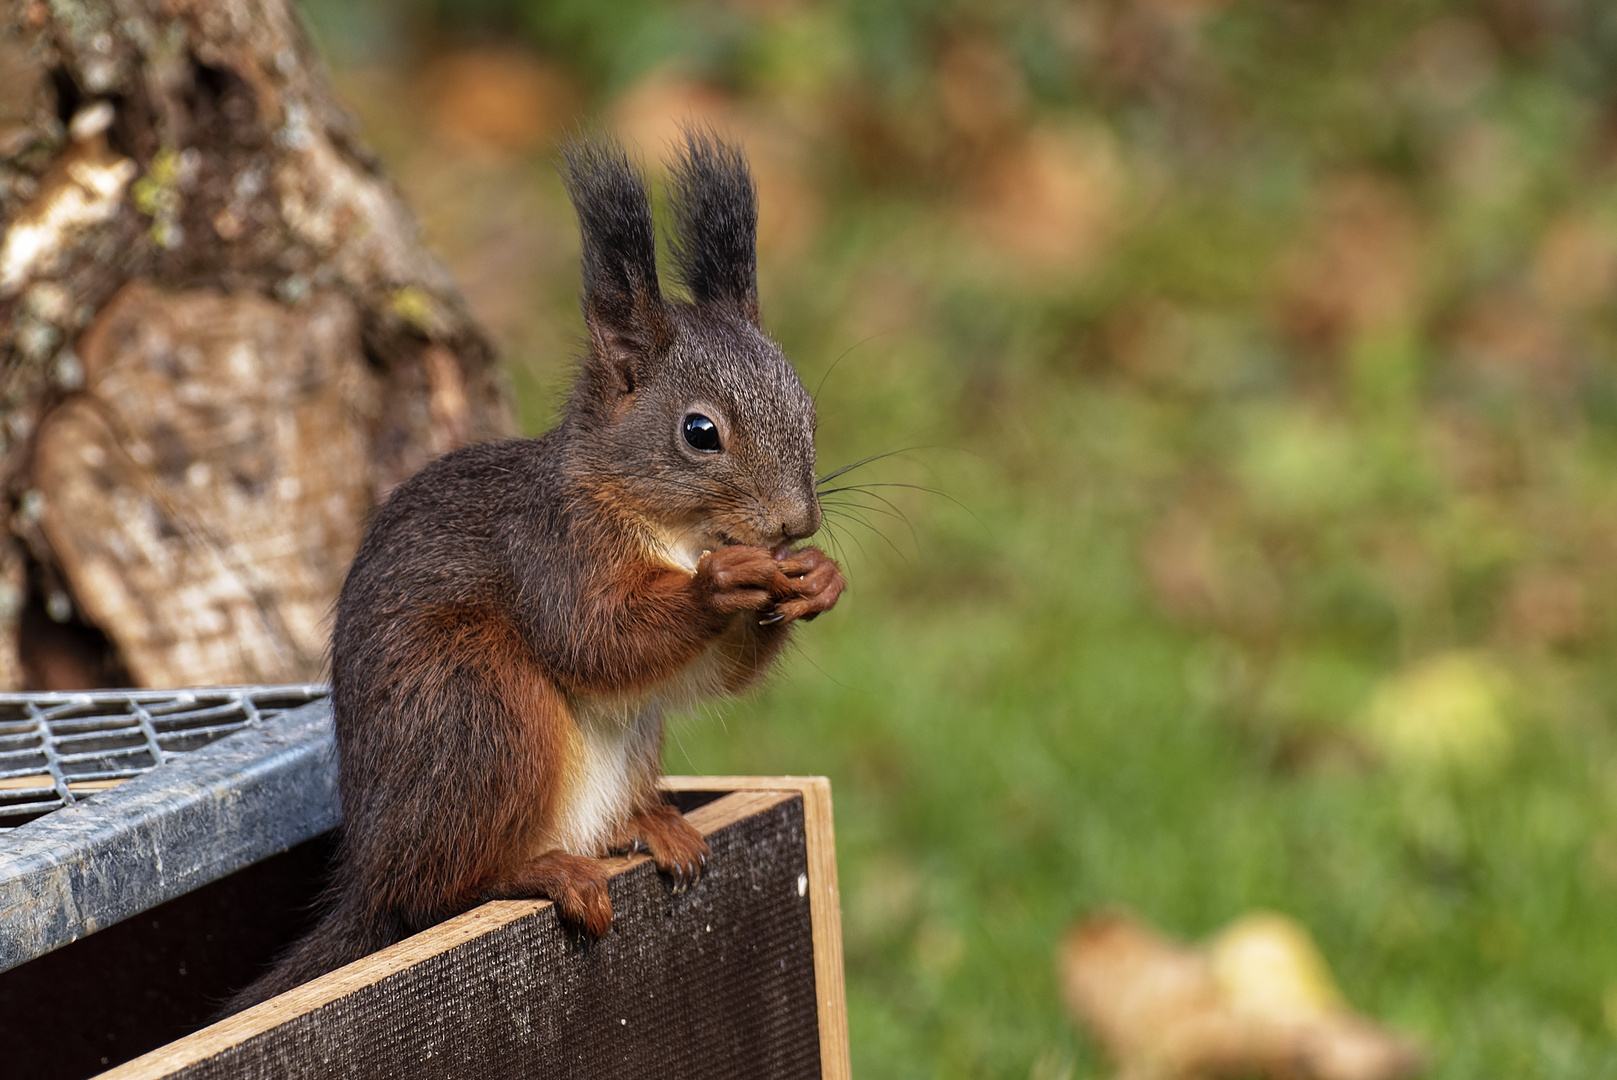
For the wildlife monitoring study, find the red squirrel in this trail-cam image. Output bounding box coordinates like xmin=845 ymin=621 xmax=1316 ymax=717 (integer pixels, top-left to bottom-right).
xmin=229 ymin=133 xmax=844 ymax=1010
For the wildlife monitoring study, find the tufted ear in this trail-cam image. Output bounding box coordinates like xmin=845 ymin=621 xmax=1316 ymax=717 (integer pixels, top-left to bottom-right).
xmin=667 ymin=129 xmax=760 ymax=326
xmin=562 ymin=138 xmax=670 ymax=397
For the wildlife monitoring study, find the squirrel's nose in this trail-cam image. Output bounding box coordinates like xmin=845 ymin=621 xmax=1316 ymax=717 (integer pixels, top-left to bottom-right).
xmin=778 ymin=500 xmax=821 ymax=544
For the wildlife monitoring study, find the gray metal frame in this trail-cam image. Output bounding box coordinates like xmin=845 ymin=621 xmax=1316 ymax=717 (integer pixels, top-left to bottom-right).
xmin=0 ymin=693 xmax=340 ymax=973
xmin=0 ymin=687 xmax=329 ymax=827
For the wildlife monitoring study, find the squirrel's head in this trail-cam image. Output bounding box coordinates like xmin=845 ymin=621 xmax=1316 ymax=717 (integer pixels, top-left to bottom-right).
xmin=560 ymin=132 xmax=820 ymax=562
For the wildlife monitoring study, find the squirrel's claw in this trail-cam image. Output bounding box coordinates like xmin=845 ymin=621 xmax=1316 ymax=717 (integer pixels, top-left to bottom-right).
xmin=624 ymin=803 xmax=711 ymax=892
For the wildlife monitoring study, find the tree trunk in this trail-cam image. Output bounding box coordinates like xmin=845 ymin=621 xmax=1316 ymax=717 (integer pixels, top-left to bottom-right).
xmin=0 ymin=0 xmax=513 ymax=689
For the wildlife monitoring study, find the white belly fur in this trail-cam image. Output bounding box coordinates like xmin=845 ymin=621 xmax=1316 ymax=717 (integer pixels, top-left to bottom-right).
xmin=549 ymin=640 xmax=732 ymax=858
xmin=548 ymin=698 xmax=661 ymax=857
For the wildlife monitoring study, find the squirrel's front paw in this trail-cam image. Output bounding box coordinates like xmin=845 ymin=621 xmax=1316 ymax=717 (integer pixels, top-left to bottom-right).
xmin=763 ymin=547 xmax=845 ymax=625
xmin=486 ymin=851 xmax=614 ymax=938
xmin=695 ymin=545 xmax=789 ymax=615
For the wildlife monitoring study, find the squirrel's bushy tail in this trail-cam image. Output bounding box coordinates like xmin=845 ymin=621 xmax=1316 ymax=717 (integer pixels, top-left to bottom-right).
xmin=224 ymin=898 xmax=399 ymax=1015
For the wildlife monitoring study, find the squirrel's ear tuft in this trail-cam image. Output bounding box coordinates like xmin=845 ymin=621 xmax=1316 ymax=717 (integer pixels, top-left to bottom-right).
xmin=667 ymin=129 xmax=760 ymax=326
xmin=562 ymin=137 xmax=670 ymax=394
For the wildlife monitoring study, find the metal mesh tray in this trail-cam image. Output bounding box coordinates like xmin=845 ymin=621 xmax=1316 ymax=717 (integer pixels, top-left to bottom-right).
xmin=0 ymin=687 xmax=328 ymax=830
xmin=0 ymin=688 xmax=339 ymax=973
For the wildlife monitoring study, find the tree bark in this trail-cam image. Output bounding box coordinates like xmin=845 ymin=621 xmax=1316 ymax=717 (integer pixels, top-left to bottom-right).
xmin=0 ymin=0 xmax=513 ymax=689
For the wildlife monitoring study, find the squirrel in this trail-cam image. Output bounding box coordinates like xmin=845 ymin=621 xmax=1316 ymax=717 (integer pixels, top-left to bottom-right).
xmin=228 ymin=132 xmax=845 ymax=1011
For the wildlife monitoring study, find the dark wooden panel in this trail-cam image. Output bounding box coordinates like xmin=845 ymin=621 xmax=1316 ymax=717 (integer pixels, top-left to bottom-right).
xmin=0 ymin=834 xmax=335 ymax=1079
xmin=159 ymin=793 xmax=819 ymax=1080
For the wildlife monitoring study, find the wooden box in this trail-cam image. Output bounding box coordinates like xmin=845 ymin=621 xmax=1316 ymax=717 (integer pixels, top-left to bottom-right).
xmin=91 ymin=777 xmax=850 ymax=1080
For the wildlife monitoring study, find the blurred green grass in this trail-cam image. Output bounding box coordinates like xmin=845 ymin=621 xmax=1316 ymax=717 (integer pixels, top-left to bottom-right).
xmin=303 ymin=0 xmax=1617 ymax=1074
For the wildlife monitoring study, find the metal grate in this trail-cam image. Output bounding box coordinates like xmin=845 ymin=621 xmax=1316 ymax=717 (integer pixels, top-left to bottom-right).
xmin=0 ymin=685 xmax=329 ymax=830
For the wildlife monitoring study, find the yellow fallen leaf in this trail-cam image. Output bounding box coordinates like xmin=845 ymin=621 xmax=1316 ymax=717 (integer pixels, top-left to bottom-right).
xmin=1357 ymin=651 xmax=1513 ymax=776
xmin=1209 ymin=911 xmax=1345 ymax=1021
xmin=1059 ymin=908 xmax=1424 ymax=1080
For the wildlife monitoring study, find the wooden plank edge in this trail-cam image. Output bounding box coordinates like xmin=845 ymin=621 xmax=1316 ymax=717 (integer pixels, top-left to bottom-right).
xmin=802 ymin=777 xmax=852 ymax=1080
xmin=98 ymin=786 xmax=796 ymax=1080
xmin=664 ymin=776 xmax=851 ymax=1080
xmin=662 ymin=773 xmax=825 ymax=792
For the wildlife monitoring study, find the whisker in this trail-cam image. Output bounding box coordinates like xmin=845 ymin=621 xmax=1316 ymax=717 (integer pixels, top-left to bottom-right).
xmin=820 ymin=513 xmax=870 ymax=563
xmin=791 ymin=639 xmax=862 ymax=693
xmin=822 ymin=501 xmax=918 ymax=559
xmin=822 ymin=504 xmax=906 ymax=561
xmin=820 ymin=498 xmax=912 ymax=534
xmin=815 ymin=518 xmax=852 ymax=567
xmin=812 ymin=333 xmax=892 ymax=406
xmin=822 ymin=489 xmax=920 ymax=551
xmin=821 ymin=502 xmax=873 ymax=529
xmin=816 ymin=446 xmax=931 ymax=487
xmin=821 ymin=480 xmax=979 ymax=526
xmin=820 ymin=497 xmax=903 ymax=521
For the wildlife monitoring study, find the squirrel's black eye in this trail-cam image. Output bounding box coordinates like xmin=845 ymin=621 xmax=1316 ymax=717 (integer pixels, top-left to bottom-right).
xmin=683 ymin=413 xmax=722 ymax=453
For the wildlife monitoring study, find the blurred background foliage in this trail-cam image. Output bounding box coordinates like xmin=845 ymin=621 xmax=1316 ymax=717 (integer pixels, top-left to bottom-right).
xmin=297 ymin=0 xmax=1617 ymax=1075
